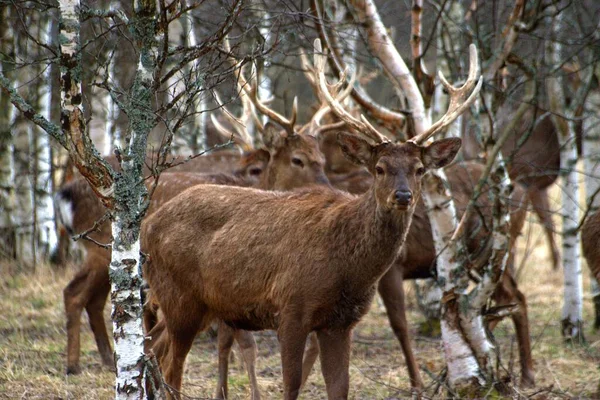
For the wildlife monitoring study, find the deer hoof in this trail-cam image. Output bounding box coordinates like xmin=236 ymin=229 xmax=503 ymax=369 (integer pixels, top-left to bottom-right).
xmin=66 ymin=364 xmax=82 ymax=375
xmin=520 ymin=373 xmax=535 ymax=388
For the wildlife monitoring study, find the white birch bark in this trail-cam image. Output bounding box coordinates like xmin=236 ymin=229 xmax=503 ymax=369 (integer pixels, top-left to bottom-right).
xmin=186 ymin=14 xmax=207 ymax=153
xmin=413 ymin=0 xmax=467 ymax=322
xmin=34 ymin=15 xmax=58 ymax=256
xmin=253 ymin=0 xmax=273 ymax=126
xmin=0 ymin=7 xmax=17 ymax=258
xmin=109 ymin=0 xmax=160 ymax=396
xmin=13 ymin=16 xmax=35 ymax=265
xmin=59 ymin=0 xmax=152 ymax=397
xmin=545 ymin=10 xmax=584 ymax=341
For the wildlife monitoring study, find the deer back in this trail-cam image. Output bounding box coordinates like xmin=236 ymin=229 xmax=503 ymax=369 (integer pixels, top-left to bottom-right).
xmin=462 ymin=106 xmax=560 ymax=190
xmin=399 ymin=161 xmax=528 ymax=279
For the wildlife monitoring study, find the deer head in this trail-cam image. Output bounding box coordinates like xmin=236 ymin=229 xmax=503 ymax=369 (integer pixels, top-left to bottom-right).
xmin=337 ymin=133 xmax=461 ymax=211
xmin=259 ymin=122 xmax=329 ymax=190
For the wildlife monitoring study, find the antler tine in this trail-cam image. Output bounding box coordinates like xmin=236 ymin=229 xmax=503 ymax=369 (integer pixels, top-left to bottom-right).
xmin=313 ymin=38 xmax=389 ymax=144
xmin=210 ymin=114 xmax=253 ymax=152
xmin=300 ymin=65 xmax=357 ymax=136
xmin=244 ymin=63 xmax=297 ymax=135
xmin=212 ymin=91 xmax=254 ymax=151
xmin=411 ymin=44 xmax=482 ymax=145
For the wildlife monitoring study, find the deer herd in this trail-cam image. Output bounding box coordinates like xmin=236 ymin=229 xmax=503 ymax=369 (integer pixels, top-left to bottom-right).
xmin=50 ymin=39 xmax=586 ymax=399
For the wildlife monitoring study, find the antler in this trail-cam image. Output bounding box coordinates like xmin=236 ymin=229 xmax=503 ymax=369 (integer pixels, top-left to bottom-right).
xmin=313 ymin=39 xmax=389 ymax=144
xmin=299 ymin=54 xmax=357 ymax=136
xmin=210 ymin=92 xmax=254 ymax=152
xmin=410 ymin=44 xmax=482 ymax=145
xmin=312 ymin=0 xmax=406 ymax=131
xmin=242 ymin=64 xmax=298 ymax=136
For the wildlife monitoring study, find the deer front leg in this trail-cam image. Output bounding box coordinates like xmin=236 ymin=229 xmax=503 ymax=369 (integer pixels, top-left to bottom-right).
xmin=528 ymin=188 xmax=561 ymax=271
xmin=278 ymin=320 xmax=309 ymax=400
xmin=377 ymin=266 xmax=424 ymax=390
xmin=300 ymin=332 xmax=320 ymax=388
xmin=216 ymin=321 xmax=235 ymax=399
xmin=234 ymin=329 xmax=261 ymax=400
xmin=316 ymin=328 xmax=352 ymax=400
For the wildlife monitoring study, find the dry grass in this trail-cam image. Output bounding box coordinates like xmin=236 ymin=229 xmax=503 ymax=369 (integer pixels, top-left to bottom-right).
xmin=1 ymin=211 xmax=599 ymax=399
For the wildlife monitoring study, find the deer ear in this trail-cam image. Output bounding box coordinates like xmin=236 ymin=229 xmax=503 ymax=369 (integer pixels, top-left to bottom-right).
xmin=422 ymin=137 xmax=462 ymax=169
xmin=262 ymin=122 xmax=288 ymax=150
xmin=337 ymin=132 xmax=373 ymax=166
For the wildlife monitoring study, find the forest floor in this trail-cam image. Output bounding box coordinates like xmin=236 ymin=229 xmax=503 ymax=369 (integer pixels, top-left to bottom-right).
xmin=1 ymin=214 xmax=599 ymax=399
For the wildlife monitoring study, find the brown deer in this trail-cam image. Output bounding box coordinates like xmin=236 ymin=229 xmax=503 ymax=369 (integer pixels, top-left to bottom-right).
xmin=142 ymin=43 xmax=478 ymax=399
xmin=142 ymin=133 xmax=462 ymax=399
xmin=462 ymin=102 xmax=562 ymax=271
xmin=581 ymin=211 xmax=600 ymax=329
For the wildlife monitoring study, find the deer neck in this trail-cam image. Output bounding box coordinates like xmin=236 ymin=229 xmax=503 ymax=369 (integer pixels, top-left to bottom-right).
xmin=336 ymin=188 xmax=415 ymax=291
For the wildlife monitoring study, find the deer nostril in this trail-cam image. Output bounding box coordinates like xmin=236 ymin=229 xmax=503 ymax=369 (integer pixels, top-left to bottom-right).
xmin=394 ymin=190 xmax=412 ymax=205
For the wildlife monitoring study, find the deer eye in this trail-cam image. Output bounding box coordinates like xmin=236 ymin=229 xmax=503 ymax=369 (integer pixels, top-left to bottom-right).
xmin=416 ymin=167 xmax=426 ymax=176
xmin=375 ymin=166 xmax=384 ymax=175
xmin=292 ymin=157 xmax=304 ymax=168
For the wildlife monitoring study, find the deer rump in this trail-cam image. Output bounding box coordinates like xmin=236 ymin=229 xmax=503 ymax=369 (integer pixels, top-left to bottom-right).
xmin=142 ymin=184 xmax=401 ymax=333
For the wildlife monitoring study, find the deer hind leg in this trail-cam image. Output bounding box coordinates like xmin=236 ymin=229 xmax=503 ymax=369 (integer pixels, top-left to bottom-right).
xmin=492 ymin=274 xmax=534 ymax=387
xmin=64 ymin=253 xmax=108 ymax=374
xmin=162 ymin=306 xmax=206 ymax=399
xmin=316 ymin=328 xmax=352 ymax=400
xmin=234 ymin=329 xmax=261 ymax=400
xmin=85 ymin=266 xmax=113 ymax=369
xmin=215 ymin=321 xmax=235 ymax=399
xmin=377 ymin=266 xmax=424 ymax=390
xmin=528 ymin=188 xmax=561 ymax=271
xmin=278 ymin=319 xmax=309 ymax=400
xmin=300 ymin=332 xmax=320 ymax=388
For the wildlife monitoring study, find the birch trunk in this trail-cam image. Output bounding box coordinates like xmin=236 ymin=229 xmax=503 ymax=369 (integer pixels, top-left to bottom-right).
xmin=413 ymin=0 xmax=468 ymax=324
xmin=0 ymin=6 xmax=17 ymax=259
xmin=13 ymin=16 xmax=35 ymax=267
xmin=33 ymin=14 xmax=58 ymax=257
xmin=186 ymin=13 xmax=207 ymax=154
xmin=109 ymin=0 xmax=161 ymax=396
xmin=545 ymin=10 xmax=584 ymax=342
xmin=253 ymin=0 xmax=273 ymax=125
xmin=59 ymin=0 xmax=154 ymax=397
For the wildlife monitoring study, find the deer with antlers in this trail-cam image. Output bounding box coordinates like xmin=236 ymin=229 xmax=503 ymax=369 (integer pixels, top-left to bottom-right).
xmin=141 ymin=38 xmax=476 ymax=399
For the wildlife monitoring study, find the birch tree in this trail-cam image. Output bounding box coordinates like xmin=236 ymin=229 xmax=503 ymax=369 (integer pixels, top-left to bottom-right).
xmin=545 ymin=8 xmax=585 ymax=343
xmin=32 ymin=12 xmax=58 ymax=258
xmin=0 ymin=6 xmax=17 ymax=260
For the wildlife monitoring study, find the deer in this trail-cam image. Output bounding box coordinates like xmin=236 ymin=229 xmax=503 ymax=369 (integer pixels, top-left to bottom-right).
xmin=141 ymin=40 xmax=478 ymax=400
xmin=462 ymin=105 xmax=562 ymax=272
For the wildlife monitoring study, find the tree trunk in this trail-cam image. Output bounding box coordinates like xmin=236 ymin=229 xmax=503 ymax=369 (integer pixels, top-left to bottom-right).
xmin=0 ymin=6 xmax=17 ymax=260
xmin=545 ymin=9 xmax=584 ymax=342
xmin=32 ymin=14 xmax=58 ymax=258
